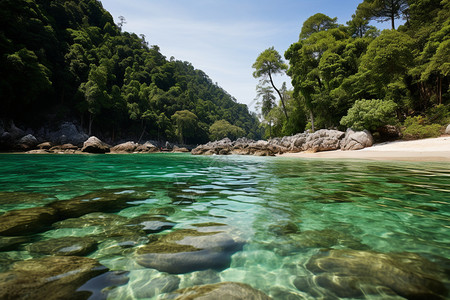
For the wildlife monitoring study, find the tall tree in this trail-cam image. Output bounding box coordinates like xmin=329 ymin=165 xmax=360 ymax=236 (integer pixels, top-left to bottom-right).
xmin=300 ymin=13 xmax=338 ymax=39
xmin=357 ymin=0 xmax=409 ymax=29
xmin=252 ymin=47 xmax=289 ymax=120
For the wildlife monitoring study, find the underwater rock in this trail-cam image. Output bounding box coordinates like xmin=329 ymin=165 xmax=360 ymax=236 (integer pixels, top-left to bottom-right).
xmin=76 ymin=270 xmax=129 ymax=300
xmin=133 ymin=274 xmax=180 ymax=299
xmin=269 ymin=286 xmax=306 ymax=300
xmin=167 ymin=282 xmax=272 ymax=300
xmin=125 ymin=214 xmax=176 ymax=233
xmin=135 ymin=224 xmax=244 ymax=274
xmin=0 ymin=206 xmax=57 ymax=236
xmin=53 ymin=212 xmax=128 ymax=229
xmin=0 ymin=236 xmax=29 ymax=251
xmin=28 ymin=236 xmax=98 ymax=256
xmin=0 ymin=256 xmax=109 ymax=299
xmin=48 ymin=190 xmax=149 ymax=219
xmin=182 ymin=269 xmax=221 ymax=286
xmin=300 ymin=249 xmax=448 ymax=299
xmin=291 ymin=229 xmax=367 ymax=250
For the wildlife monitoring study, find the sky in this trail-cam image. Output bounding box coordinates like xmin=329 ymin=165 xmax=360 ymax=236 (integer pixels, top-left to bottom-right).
xmin=100 ymin=0 xmax=391 ymax=111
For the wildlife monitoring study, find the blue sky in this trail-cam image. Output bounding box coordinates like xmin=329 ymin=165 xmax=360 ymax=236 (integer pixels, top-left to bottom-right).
xmin=100 ymin=0 xmax=391 ymax=110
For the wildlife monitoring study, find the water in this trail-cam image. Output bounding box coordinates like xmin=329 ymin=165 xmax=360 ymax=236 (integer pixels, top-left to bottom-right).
xmin=0 ymin=153 xmax=449 ymax=299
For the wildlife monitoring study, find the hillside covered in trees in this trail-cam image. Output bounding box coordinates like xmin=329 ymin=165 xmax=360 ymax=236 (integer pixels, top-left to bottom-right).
xmin=0 ymin=0 xmax=260 ymax=144
xmin=254 ymin=0 xmax=449 ymax=140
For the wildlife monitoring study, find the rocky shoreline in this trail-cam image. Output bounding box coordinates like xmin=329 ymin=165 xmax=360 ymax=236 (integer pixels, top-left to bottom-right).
xmin=192 ymin=128 xmax=374 ymax=156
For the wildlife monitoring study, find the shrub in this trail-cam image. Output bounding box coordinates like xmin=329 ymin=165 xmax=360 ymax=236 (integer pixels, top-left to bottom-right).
xmin=402 ymin=116 xmax=442 ymax=139
xmin=340 ymin=99 xmax=397 ymax=131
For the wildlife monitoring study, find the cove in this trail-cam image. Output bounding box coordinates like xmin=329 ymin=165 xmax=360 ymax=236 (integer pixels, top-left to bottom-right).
xmin=0 ymin=153 xmax=449 ymax=299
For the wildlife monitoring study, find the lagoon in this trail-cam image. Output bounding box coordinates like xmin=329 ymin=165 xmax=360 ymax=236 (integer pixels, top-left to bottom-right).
xmin=0 ymin=153 xmax=449 ymax=299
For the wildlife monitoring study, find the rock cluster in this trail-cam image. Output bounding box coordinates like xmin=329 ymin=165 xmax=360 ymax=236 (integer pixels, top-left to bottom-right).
xmin=192 ymin=129 xmax=374 ymax=156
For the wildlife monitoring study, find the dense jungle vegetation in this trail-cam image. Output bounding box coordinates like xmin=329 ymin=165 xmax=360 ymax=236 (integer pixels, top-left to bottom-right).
xmin=0 ymin=0 xmax=261 ymax=144
xmin=254 ymin=0 xmax=449 ymax=139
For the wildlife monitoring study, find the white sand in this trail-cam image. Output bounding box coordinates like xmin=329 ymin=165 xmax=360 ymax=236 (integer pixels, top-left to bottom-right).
xmin=279 ymin=136 xmax=450 ymax=162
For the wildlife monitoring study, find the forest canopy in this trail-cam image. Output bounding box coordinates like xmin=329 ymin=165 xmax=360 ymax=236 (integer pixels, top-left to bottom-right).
xmin=0 ymin=0 xmax=261 ymax=144
xmin=255 ymin=0 xmax=449 ymax=139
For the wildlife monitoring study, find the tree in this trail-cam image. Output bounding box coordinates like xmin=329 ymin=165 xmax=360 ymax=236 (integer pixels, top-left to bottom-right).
xmin=356 ymin=0 xmax=409 ymax=30
xmin=300 ymin=13 xmax=338 ymax=39
xmin=255 ymin=82 xmax=276 ymax=117
xmin=209 ymin=120 xmax=245 ymax=141
xmin=340 ymin=99 xmax=397 ymax=131
xmin=171 ymin=110 xmax=199 ymax=144
xmin=252 ymin=47 xmax=289 ymax=120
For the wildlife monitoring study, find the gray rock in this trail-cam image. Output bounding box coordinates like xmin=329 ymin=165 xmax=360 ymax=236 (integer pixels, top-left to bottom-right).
xmin=167 ymin=282 xmax=272 ymax=300
xmin=0 ymin=256 xmax=110 ymax=299
xmin=135 ymin=224 xmax=244 ymax=274
xmin=17 ymin=134 xmax=38 ymax=150
xmin=47 ymin=122 xmax=88 ymax=146
xmin=133 ymin=274 xmax=180 ymax=298
xmin=135 ymin=141 xmax=159 ymax=153
xmin=0 ymin=207 xmax=57 ymax=236
xmin=341 ymin=128 xmax=374 ymax=151
xmin=304 ymin=129 xmax=345 ymax=152
xmin=81 ymin=136 xmax=110 ymax=153
xmin=125 ymin=214 xmax=176 ymax=233
xmin=28 ymin=236 xmax=98 ymax=256
xmin=301 ymin=249 xmax=448 ymax=299
xmin=446 ymin=124 xmax=450 ymax=135
xmin=53 ymin=212 xmax=128 ymax=229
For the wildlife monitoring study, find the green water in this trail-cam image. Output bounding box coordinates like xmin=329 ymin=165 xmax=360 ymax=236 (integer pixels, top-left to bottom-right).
xmin=0 ymin=153 xmax=449 ymax=299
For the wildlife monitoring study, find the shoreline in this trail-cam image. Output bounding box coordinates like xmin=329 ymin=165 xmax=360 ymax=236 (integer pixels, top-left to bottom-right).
xmin=279 ymin=136 xmax=450 ymax=162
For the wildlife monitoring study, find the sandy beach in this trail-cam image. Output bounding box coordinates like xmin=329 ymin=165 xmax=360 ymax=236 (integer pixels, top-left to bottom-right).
xmin=279 ymin=136 xmax=450 ymax=162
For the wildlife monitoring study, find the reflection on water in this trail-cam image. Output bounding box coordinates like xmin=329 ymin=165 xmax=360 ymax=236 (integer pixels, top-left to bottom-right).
xmin=0 ymin=153 xmax=449 ymax=299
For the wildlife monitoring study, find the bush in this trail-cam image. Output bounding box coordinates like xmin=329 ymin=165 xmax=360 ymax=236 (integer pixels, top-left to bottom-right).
xmin=402 ymin=116 xmax=442 ymax=139
xmin=209 ymin=120 xmax=245 ymax=141
xmin=340 ymin=99 xmax=397 ymax=131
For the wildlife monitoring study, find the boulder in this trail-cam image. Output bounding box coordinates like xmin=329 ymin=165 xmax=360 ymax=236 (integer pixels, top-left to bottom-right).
xmin=37 ymin=142 xmax=52 ymax=149
xmin=299 ymin=249 xmax=448 ymax=299
xmin=303 ymin=129 xmax=345 ymax=152
xmin=341 ymin=128 xmax=374 ymax=151
xmin=81 ymin=136 xmax=110 ymax=153
xmin=28 ymin=236 xmax=98 ymax=256
xmin=172 ymin=145 xmax=190 ymax=153
xmin=126 ymin=272 xmax=180 ymax=299
xmin=0 ymin=256 xmax=111 ymax=299
xmin=135 ymin=224 xmax=244 ymax=274
xmin=167 ymin=282 xmax=272 ymax=300
xmin=0 ymin=207 xmax=57 ymax=236
xmin=0 ymin=236 xmax=29 ymax=251
xmin=17 ymin=134 xmax=38 ymax=150
xmin=125 ymin=214 xmax=176 ymax=234
xmin=53 ymin=212 xmax=128 ymax=229
xmin=47 ymin=122 xmax=88 ymax=146
xmin=135 ymin=141 xmax=159 ymax=153
xmin=446 ymin=124 xmax=450 ymax=135
xmin=111 ymin=141 xmax=138 ymax=153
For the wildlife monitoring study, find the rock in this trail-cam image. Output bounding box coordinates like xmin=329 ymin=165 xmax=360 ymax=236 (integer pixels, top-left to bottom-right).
xmin=340 ymin=128 xmax=374 ymax=151
xmin=300 ymin=249 xmax=448 ymax=299
xmin=48 ymin=190 xmax=150 ymax=219
xmin=446 ymin=124 xmax=450 ymax=135
xmin=37 ymin=142 xmax=52 ymax=149
xmin=303 ymin=129 xmax=345 ymax=152
xmin=81 ymin=136 xmax=110 ymax=153
xmin=8 ymin=122 xmax=24 ymax=139
xmin=125 ymin=214 xmax=176 ymax=234
xmin=0 ymin=256 xmax=111 ymax=299
xmin=135 ymin=224 xmax=244 ymax=274
xmin=135 ymin=141 xmax=159 ymax=153
xmin=167 ymin=282 xmax=272 ymax=300
xmin=172 ymin=145 xmax=190 ymax=153
xmin=47 ymin=122 xmax=89 ymax=146
xmin=17 ymin=134 xmax=38 ymax=150
xmin=28 ymin=236 xmax=98 ymax=256
xmin=132 ymin=274 xmax=180 ymax=299
xmin=76 ymin=270 xmax=129 ymax=300
xmin=53 ymin=212 xmax=128 ymax=229
xmin=0 ymin=236 xmax=29 ymax=251
xmin=111 ymin=141 xmax=138 ymax=153
xmin=378 ymin=125 xmax=401 ymax=140
xmin=290 ymin=229 xmax=367 ymax=250
xmin=0 ymin=207 xmax=57 ymax=236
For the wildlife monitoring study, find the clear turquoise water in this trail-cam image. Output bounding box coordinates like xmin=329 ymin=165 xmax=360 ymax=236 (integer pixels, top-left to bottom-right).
xmin=0 ymin=153 xmax=449 ymax=299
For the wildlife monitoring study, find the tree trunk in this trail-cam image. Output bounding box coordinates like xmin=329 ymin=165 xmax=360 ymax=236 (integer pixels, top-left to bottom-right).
xmin=439 ymin=76 xmax=442 ymax=105
xmin=391 ymin=12 xmax=395 ymax=30
xmin=309 ymin=110 xmax=315 ymax=132
xmin=268 ymin=70 xmax=289 ymax=120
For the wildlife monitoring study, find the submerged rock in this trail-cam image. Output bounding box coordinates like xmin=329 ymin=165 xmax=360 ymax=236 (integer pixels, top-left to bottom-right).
xmin=167 ymin=282 xmax=272 ymax=300
xmin=53 ymin=212 xmax=128 ymax=229
xmin=135 ymin=224 xmax=244 ymax=274
xmin=125 ymin=214 xmax=176 ymax=234
xmin=299 ymin=249 xmax=448 ymax=299
xmin=81 ymin=136 xmax=110 ymax=153
xmin=48 ymin=190 xmax=149 ymax=219
xmin=0 ymin=207 xmax=57 ymax=236
xmin=131 ymin=273 xmax=181 ymax=299
xmin=0 ymin=256 xmax=109 ymax=299
xmin=0 ymin=236 xmax=29 ymax=251
xmin=28 ymin=236 xmax=98 ymax=256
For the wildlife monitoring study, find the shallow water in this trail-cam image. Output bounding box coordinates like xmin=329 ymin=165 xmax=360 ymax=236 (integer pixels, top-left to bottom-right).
xmin=0 ymin=153 xmax=449 ymax=299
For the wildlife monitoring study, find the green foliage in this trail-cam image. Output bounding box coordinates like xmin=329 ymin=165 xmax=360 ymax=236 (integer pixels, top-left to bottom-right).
xmin=209 ymin=120 xmax=245 ymax=141
xmin=402 ymin=116 xmax=442 ymax=139
xmin=171 ymin=110 xmax=199 ymax=144
xmin=300 ymin=13 xmax=338 ymax=39
xmin=356 ymin=0 xmax=408 ymax=29
xmin=0 ymin=0 xmax=260 ymax=142
xmin=340 ymin=99 xmax=397 ymax=131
